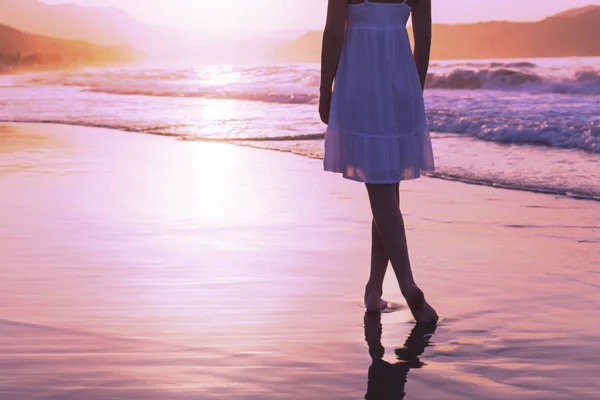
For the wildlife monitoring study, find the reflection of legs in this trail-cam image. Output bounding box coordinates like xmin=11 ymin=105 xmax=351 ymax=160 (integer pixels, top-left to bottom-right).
xmin=395 ymin=322 xmax=438 ymax=368
xmin=364 ymin=313 xmax=408 ymax=399
xmin=363 ymin=313 xmax=384 ymax=359
xmin=365 ymin=184 xmax=399 ymax=313
xmin=366 ymin=183 xmax=438 ymax=323
xmin=364 ymin=313 xmax=437 ymax=400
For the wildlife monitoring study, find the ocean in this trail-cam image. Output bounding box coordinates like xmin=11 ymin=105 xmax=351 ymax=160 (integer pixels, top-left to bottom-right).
xmin=1 ymin=57 xmax=598 ymax=200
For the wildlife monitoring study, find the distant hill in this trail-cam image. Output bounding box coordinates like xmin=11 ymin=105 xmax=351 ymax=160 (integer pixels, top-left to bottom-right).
xmin=0 ymin=0 xmax=173 ymax=48
xmin=0 ymin=24 xmax=139 ymax=73
xmin=0 ymin=0 xmax=272 ymax=63
xmin=275 ymin=5 xmax=600 ymax=62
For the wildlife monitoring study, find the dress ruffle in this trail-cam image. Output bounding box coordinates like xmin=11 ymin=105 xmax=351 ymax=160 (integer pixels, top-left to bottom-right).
xmin=324 ymin=125 xmax=435 ymax=183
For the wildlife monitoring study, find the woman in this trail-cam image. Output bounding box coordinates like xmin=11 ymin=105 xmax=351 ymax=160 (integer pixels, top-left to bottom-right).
xmin=319 ymin=0 xmax=438 ymax=323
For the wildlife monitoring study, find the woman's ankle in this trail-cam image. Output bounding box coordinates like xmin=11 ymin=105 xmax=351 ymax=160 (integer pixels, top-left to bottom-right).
xmin=364 ymin=282 xmax=383 ymax=300
xmin=399 ymin=282 xmax=420 ymax=298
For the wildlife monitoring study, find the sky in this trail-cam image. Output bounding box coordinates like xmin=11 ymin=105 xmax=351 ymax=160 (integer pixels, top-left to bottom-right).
xmin=40 ymin=0 xmax=600 ymax=32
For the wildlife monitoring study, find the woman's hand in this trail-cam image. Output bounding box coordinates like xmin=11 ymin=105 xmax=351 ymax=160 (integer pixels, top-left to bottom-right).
xmin=319 ymin=89 xmax=332 ymax=125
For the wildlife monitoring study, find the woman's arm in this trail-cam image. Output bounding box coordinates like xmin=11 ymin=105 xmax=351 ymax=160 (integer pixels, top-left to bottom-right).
xmin=411 ymin=0 xmax=432 ymax=91
xmin=319 ymin=0 xmax=347 ymax=124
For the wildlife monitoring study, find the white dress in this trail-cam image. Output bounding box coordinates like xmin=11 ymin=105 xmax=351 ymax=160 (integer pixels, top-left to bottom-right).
xmin=324 ymin=0 xmax=435 ymax=183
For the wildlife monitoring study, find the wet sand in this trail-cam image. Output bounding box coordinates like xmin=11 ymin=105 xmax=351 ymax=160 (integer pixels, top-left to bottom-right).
xmin=0 ymin=122 xmax=599 ymax=399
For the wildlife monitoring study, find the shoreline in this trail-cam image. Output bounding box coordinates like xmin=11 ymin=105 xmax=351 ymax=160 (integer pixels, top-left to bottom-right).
xmin=0 ymin=63 xmax=134 ymax=75
xmin=2 ymin=120 xmax=598 ymax=202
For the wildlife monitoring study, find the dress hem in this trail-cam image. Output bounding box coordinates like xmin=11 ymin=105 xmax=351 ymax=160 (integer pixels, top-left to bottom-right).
xmin=323 ymin=166 xmax=423 ymax=184
xmin=323 ymin=125 xmax=436 ymax=183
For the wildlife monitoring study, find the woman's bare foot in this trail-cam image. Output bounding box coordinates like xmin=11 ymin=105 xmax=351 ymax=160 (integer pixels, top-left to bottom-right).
xmin=364 ymin=294 xmax=389 ymax=313
xmin=412 ymin=298 xmax=438 ymax=324
xmin=403 ymin=286 xmax=438 ymax=324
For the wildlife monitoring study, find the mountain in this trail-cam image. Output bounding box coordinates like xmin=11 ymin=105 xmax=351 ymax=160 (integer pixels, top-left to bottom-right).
xmin=0 ymin=24 xmax=138 ymax=72
xmin=0 ymin=0 xmax=173 ymax=48
xmin=0 ymin=0 xmax=274 ymax=63
xmin=0 ymin=0 xmax=197 ymax=60
xmin=275 ymin=5 xmax=600 ymax=62
xmin=550 ymin=4 xmax=599 ymax=18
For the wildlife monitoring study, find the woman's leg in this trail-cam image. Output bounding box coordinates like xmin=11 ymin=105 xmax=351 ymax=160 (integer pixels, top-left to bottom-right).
xmin=365 ymin=183 xmax=438 ymax=323
xmin=364 ymin=219 xmax=390 ymax=312
xmin=364 ymin=185 xmax=399 ymax=312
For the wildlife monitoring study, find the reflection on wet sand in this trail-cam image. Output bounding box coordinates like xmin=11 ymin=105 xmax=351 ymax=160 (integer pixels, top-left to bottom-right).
xmin=364 ymin=314 xmax=437 ymax=399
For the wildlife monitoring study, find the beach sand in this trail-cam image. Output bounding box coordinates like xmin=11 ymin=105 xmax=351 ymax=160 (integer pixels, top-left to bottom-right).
xmin=0 ymin=122 xmax=599 ymax=399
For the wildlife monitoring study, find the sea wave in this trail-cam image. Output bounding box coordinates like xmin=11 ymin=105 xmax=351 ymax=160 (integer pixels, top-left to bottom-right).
xmin=426 ymin=68 xmax=600 ymax=94
xmin=59 ymin=67 xmax=600 ymax=103
xmin=425 ymin=172 xmax=600 ymax=201
xmin=425 ymin=107 xmax=600 ymax=153
xmin=430 ymin=61 xmax=539 ymax=69
xmin=0 ymin=118 xmax=324 ymax=141
xmin=85 ymin=87 xmax=320 ymax=105
xmin=14 ymin=63 xmax=600 ymax=108
xmin=2 ymin=97 xmax=598 ymax=154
